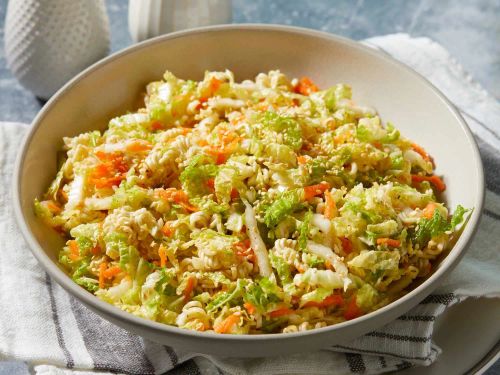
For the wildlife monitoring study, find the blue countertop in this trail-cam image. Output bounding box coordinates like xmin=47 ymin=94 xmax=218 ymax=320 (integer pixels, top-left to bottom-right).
xmin=0 ymin=0 xmax=498 ymax=374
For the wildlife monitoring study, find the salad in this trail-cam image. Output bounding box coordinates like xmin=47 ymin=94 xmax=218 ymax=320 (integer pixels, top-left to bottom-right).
xmin=34 ymin=70 xmax=468 ymax=334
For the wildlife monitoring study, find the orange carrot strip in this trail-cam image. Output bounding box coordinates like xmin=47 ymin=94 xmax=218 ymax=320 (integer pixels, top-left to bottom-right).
xmin=294 ymin=77 xmax=319 ymax=96
xmin=422 ymin=202 xmax=438 ymax=219
xmin=344 ymin=296 xmax=362 ymax=320
xmin=230 ymin=188 xmax=239 ymax=200
xmin=151 ymin=121 xmax=165 ymax=131
xmin=376 ymin=238 xmax=401 ymax=247
xmin=158 ymin=246 xmax=167 ymax=268
xmin=161 ymin=221 xmax=174 ymax=237
xmin=214 ymin=313 xmax=240 ymax=334
xmin=244 ymin=302 xmax=256 ymax=315
xmin=158 ymin=189 xmax=198 ymax=212
xmin=179 ymin=201 xmax=198 ymax=213
xmin=296 ymin=264 xmax=306 ymax=273
xmin=208 ymin=77 xmax=221 ymax=96
xmin=91 ymin=245 xmax=102 ymax=255
xmin=303 ymin=294 xmax=344 ymax=308
xmin=324 ymin=191 xmax=337 ymax=219
xmin=183 ymin=277 xmax=195 ymax=301
xmin=98 ymin=262 xmax=108 ymax=289
xmin=297 ymin=155 xmax=308 ymax=165
xmin=411 ymin=174 xmax=446 ymax=192
xmin=126 ymin=140 xmax=153 ymax=153
xmin=103 ymin=266 xmax=122 ymax=279
xmin=303 ymin=182 xmax=331 ymax=201
xmin=206 ymin=178 xmax=215 ymax=190
xmin=340 ymin=237 xmax=353 ymax=254
xmin=411 ymin=143 xmax=432 ymax=162
xmin=46 ymin=201 xmax=62 ymax=214
xmin=269 ymin=307 xmax=295 ymax=318
xmin=68 ymin=240 xmax=80 ymax=261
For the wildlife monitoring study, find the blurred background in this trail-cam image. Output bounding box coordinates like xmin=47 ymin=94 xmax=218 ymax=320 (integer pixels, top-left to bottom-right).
xmin=1 ymin=0 xmax=499 ymax=123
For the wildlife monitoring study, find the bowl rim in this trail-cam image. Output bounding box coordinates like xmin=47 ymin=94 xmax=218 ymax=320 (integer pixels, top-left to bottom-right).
xmin=13 ymin=23 xmax=485 ymax=341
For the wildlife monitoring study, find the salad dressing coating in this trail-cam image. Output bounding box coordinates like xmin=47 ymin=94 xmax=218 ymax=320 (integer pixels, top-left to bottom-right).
xmin=34 ymin=70 xmax=468 ymax=334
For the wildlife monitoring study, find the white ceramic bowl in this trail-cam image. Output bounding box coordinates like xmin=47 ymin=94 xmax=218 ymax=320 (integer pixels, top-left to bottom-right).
xmin=13 ymin=25 xmax=484 ymax=357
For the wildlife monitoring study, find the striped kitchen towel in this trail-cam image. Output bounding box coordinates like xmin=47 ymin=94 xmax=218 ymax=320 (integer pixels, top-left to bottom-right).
xmin=1 ymin=34 xmax=499 ymax=375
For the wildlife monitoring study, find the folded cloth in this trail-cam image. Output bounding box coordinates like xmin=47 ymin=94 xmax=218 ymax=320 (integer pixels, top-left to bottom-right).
xmin=0 ymin=33 xmax=499 ymax=375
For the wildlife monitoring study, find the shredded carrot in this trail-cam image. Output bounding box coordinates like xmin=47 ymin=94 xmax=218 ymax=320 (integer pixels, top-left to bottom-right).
xmin=158 ymin=245 xmax=167 ymax=267
xmin=208 ymin=77 xmax=221 ymax=96
xmin=46 ymin=200 xmax=62 ymax=214
xmin=157 ymin=189 xmax=198 ymax=212
xmin=376 ymin=238 xmax=401 ymax=247
xmin=103 ymin=266 xmax=122 ymax=279
xmin=214 ymin=313 xmax=240 ymax=334
xmin=91 ymin=245 xmax=102 ymax=255
xmin=91 ymin=163 xmax=111 ymax=178
xmin=297 ymin=155 xmax=308 ymax=165
xmin=334 ymin=133 xmax=351 ymax=145
xmin=206 ymin=178 xmax=215 ymax=190
xmin=303 ymin=182 xmax=331 ymax=201
xmin=294 ymin=77 xmax=319 ymax=96
xmin=372 ymin=141 xmax=383 ymax=149
xmin=98 ymin=262 xmax=108 ymax=289
xmin=183 ymin=277 xmax=195 ymax=301
xmin=324 ymin=191 xmax=337 ymax=219
xmin=422 ymin=202 xmax=438 ymax=219
xmin=151 ymin=121 xmax=164 ymax=131
xmin=68 ymin=240 xmax=80 ymax=261
xmin=269 ymin=307 xmax=295 ymax=318
xmin=216 ymin=126 xmax=240 ymax=144
xmin=126 ymin=140 xmax=153 ymax=153
xmin=195 ymin=97 xmax=208 ymax=110
xmin=95 ymin=151 xmax=119 ymax=161
xmin=340 ymin=237 xmax=353 ymax=254
xmin=197 ymin=139 xmax=209 ymax=146
xmin=244 ymin=302 xmax=256 ymax=315
xmin=206 ymin=138 xmax=239 ymax=165
xmin=161 ymin=221 xmax=174 ymax=237
xmin=411 ymin=174 xmax=446 ymax=192
xmin=212 ymin=152 xmax=227 ymax=165
xmin=90 ymin=153 xmax=129 ymax=189
xmin=411 ymin=143 xmax=432 ymax=162
xmin=230 ymin=188 xmax=239 ymax=200
xmin=303 ymin=294 xmax=344 ymax=308
xmin=90 ymin=175 xmax=124 ymax=189
xmin=296 ymin=264 xmax=306 ymax=273
xmin=344 ymin=296 xmax=362 ymax=320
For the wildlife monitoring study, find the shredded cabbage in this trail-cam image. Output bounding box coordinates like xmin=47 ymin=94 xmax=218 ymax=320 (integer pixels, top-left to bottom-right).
xmin=34 ymin=69 xmax=468 ymax=334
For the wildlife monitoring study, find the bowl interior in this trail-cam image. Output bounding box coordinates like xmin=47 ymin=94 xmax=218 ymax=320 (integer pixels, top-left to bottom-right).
xmin=15 ymin=25 xmax=483 ymax=355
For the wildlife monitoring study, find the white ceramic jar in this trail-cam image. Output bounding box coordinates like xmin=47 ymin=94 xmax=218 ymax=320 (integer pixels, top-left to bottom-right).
xmin=128 ymin=0 xmax=232 ymax=43
xmin=4 ymin=0 xmax=110 ymax=99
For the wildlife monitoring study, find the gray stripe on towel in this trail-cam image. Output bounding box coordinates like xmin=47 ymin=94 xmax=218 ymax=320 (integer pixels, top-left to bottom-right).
xmin=365 ymin=331 xmax=431 ymax=343
xmin=165 ymin=359 xmax=201 ymax=375
xmin=477 ymin=138 xmax=500 ymax=196
xmin=334 ymin=345 xmax=438 ymax=362
xmin=484 ymin=208 xmax=500 ymax=221
xmin=69 ymin=296 xmax=155 ymax=375
xmin=45 ymin=273 xmax=74 ymax=369
xmin=420 ymin=293 xmax=455 ymax=305
xmin=345 ymin=353 xmax=366 ymax=373
xmin=164 ymin=345 xmax=179 ymax=367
